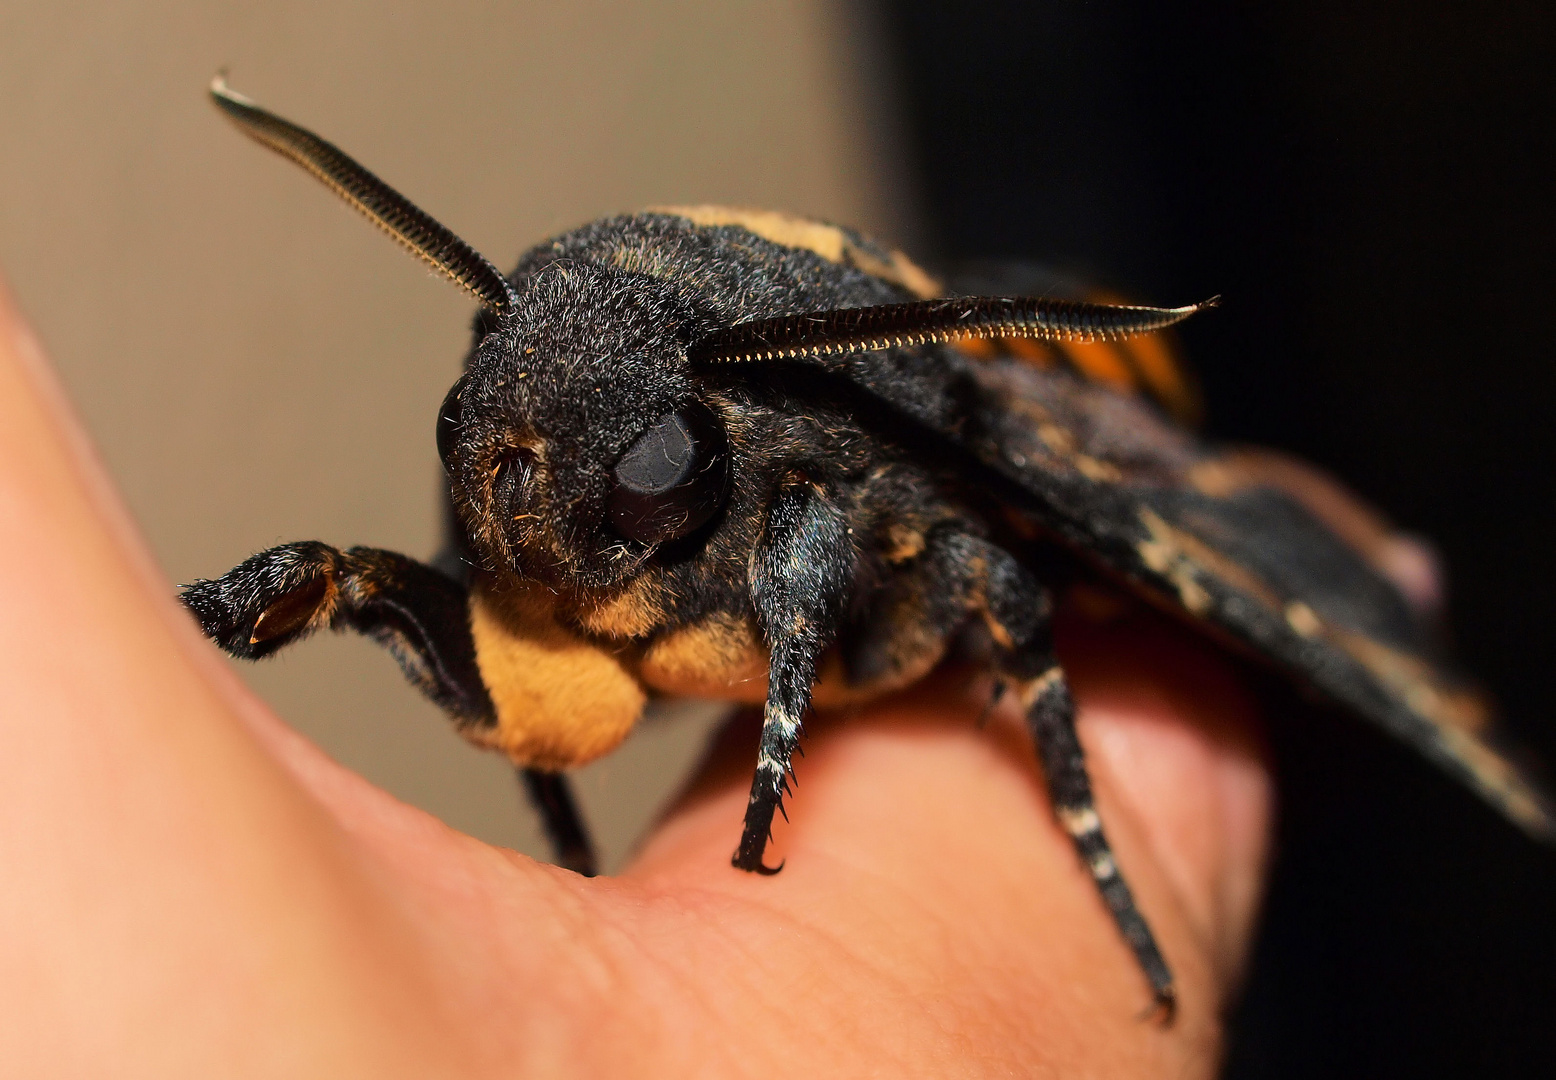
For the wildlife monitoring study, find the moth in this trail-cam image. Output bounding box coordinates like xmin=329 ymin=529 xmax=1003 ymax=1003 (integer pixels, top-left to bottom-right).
xmin=184 ymin=77 xmax=1554 ymax=1019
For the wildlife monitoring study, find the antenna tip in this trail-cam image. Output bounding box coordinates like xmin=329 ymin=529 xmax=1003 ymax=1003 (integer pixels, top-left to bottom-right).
xmin=1199 ymin=294 xmax=1222 ymax=310
xmin=209 ymin=70 xmax=253 ymax=108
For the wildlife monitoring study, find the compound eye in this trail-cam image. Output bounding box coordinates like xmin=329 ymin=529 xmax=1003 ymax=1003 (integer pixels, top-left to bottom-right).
xmin=607 ymin=401 xmax=730 ymax=544
xmin=436 ymin=376 xmax=467 ymax=472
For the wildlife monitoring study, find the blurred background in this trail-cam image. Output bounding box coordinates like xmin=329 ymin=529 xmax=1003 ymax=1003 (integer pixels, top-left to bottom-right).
xmin=0 ymin=2 xmax=1551 ymax=1075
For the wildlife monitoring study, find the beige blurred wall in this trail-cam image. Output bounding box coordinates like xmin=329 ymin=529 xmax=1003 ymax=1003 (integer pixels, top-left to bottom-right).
xmin=0 ymin=1 xmax=915 ymax=867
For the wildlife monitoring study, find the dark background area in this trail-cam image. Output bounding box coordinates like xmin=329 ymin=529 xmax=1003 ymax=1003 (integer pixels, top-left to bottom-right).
xmin=879 ymin=1 xmax=1556 ymax=1075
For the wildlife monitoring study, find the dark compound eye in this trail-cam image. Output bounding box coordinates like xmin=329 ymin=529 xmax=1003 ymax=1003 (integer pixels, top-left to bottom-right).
xmin=607 ymin=401 xmax=730 ymax=544
xmin=436 ymin=376 xmax=467 ymax=472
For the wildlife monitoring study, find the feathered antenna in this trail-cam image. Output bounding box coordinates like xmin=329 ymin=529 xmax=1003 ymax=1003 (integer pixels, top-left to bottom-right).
xmin=209 ymin=74 xmax=516 ymax=315
xmin=690 ymin=294 xmax=1218 ymax=365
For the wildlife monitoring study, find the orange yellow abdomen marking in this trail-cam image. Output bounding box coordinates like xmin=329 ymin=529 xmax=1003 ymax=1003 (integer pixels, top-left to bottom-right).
xmin=467 ymin=580 xmax=646 ymax=770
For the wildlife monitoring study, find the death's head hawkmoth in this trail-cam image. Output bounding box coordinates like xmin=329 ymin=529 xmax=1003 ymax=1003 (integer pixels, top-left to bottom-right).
xmin=184 ymin=77 xmax=1553 ymax=1021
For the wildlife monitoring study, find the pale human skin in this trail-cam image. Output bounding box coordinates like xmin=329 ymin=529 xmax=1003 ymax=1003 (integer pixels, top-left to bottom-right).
xmin=0 ymin=280 xmax=1271 ymax=1078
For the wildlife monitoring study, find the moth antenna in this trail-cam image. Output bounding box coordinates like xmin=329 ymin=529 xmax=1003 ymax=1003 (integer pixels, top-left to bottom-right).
xmin=689 ymin=294 xmax=1219 ymax=365
xmin=209 ymin=73 xmax=516 ymax=315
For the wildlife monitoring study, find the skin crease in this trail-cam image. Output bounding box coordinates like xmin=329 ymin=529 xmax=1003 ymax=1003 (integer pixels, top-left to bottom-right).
xmin=0 ymin=279 xmax=1271 ymax=1078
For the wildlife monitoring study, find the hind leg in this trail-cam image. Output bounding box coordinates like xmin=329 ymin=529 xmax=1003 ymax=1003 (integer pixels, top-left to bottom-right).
xmin=898 ymin=534 xmax=1176 ymax=1018
xmin=1001 ymin=643 xmax=1176 ymax=1019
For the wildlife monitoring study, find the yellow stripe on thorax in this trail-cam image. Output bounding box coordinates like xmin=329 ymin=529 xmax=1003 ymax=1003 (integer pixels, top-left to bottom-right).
xmin=651 ymin=205 xmax=941 ymax=298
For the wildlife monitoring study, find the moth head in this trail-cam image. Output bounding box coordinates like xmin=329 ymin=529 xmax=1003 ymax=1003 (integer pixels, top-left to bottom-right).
xmin=437 ymin=264 xmax=732 ymax=585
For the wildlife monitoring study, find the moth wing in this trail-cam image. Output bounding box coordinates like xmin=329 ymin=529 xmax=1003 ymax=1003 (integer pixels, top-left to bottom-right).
xmin=975 ymin=359 xmax=1554 ymax=841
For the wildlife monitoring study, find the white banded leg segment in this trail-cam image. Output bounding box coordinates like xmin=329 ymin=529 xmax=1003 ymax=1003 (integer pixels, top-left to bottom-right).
xmin=1057 ymin=805 xmax=1102 ymax=837
xmin=1018 ymin=665 xmax=1067 ymax=713
xmin=751 ymin=708 xmax=802 ymax=818
xmin=1013 ymin=662 xmax=1178 ymax=1020
xmin=734 ymin=684 xmax=809 ymax=874
xmin=1056 ymin=804 xmax=1120 ymax=882
xmin=740 ymin=476 xmax=852 ymax=875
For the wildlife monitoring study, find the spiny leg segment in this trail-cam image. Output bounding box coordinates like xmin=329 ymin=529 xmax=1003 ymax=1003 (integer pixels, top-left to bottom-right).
xmin=729 ymin=502 xmax=1176 ymax=1016
xmin=735 ymin=476 xmax=855 ymax=873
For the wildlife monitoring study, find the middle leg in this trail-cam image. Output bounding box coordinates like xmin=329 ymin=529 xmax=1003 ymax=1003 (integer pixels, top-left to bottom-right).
xmin=735 ymin=474 xmax=856 ymax=873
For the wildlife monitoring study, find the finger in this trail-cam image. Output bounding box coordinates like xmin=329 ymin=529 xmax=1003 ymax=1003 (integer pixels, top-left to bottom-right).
xmin=0 ymin=282 xmax=463 ymax=1076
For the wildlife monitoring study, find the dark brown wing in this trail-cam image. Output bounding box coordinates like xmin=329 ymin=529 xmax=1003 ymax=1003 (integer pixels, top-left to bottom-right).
xmin=967 ymin=358 xmax=1553 ymax=841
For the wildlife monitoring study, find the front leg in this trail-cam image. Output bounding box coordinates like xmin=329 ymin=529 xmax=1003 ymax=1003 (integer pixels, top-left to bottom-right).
xmin=734 ymin=477 xmax=855 ymax=873
xmin=182 ymin=541 xmax=492 ymax=725
xmin=181 ymin=542 xmax=596 ymax=875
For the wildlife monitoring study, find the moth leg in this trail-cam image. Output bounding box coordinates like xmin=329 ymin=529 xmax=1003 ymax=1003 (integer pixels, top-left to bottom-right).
xmin=519 ymin=768 xmax=597 ymax=877
xmin=970 ymin=541 xmax=1177 ymax=1020
xmin=1014 ymin=656 xmax=1176 ymax=1019
xmin=182 ymin=541 xmax=493 ymax=725
xmin=733 ymin=476 xmax=855 ymax=873
xmin=183 ymin=541 xmax=601 ymax=874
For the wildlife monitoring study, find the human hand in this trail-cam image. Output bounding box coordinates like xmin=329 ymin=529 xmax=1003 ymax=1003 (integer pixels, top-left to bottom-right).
xmin=0 ymin=282 xmax=1270 ymax=1078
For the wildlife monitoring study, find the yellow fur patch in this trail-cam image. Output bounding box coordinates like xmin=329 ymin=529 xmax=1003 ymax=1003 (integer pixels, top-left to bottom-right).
xmin=652 ymin=205 xmax=941 ymax=298
xmin=883 ymin=523 xmax=927 ymax=563
xmin=638 ymin=611 xmax=770 ymax=702
xmin=467 ymin=582 xmax=646 ymax=770
xmin=636 ymin=605 xmax=944 ymax=710
xmin=571 ymin=571 xmax=666 ymax=639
